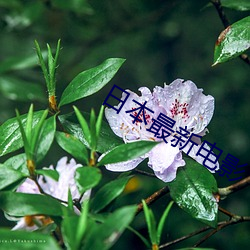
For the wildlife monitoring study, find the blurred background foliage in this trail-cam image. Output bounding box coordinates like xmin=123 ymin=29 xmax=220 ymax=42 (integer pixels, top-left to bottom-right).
xmin=0 ymin=0 xmax=249 ymax=249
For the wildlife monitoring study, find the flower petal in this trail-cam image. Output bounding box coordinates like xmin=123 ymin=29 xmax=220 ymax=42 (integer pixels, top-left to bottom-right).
xmin=16 ymin=178 xmax=40 ymax=194
xmin=40 ymin=157 xmax=82 ymax=201
xmin=105 ymin=88 xmax=156 ymax=142
xmin=148 ymin=142 xmax=185 ymax=182
xmin=153 ymin=79 xmax=214 ymax=134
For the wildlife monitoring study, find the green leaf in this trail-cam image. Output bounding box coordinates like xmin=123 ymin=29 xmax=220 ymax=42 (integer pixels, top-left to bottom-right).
xmin=0 ymin=192 xmax=65 ymax=216
xmin=36 ymin=116 xmax=56 ymax=162
xmin=4 ymin=154 xmax=28 ymax=175
xmin=59 ymin=112 xmax=123 ymax=153
xmin=83 ymin=205 xmax=137 ymax=250
xmin=221 ymin=0 xmax=250 ymax=11
xmin=73 ymin=106 xmax=91 ymax=147
xmin=91 ymin=176 xmax=132 ymax=213
xmin=0 ymin=111 xmax=44 ymax=157
xmin=97 ymin=140 xmax=158 ymax=166
xmin=62 ymin=215 xmax=80 ymax=250
xmin=213 ymin=16 xmax=250 ymax=65
xmin=0 ymin=164 xmax=27 ymax=190
xmin=0 ymin=76 xmax=46 ymax=102
xmin=89 ymin=109 xmax=97 ymax=150
xmin=56 ymin=131 xmax=89 ymax=165
xmin=96 ymin=105 xmax=105 ymax=140
xmin=168 ymin=159 xmax=218 ymax=227
xmin=35 ymin=40 xmax=50 ymax=91
xmin=142 ymin=200 xmax=157 ymax=244
xmin=76 ymin=201 xmax=89 ymax=248
xmin=75 ymin=167 xmax=102 ymax=194
xmin=157 ymin=201 xmax=174 ymax=244
xmin=59 ymin=58 xmax=125 ymax=106
xmin=30 ymin=109 xmax=48 ymax=157
xmin=36 ymin=169 xmax=59 ymax=181
xmin=0 ymin=228 xmax=60 ymax=250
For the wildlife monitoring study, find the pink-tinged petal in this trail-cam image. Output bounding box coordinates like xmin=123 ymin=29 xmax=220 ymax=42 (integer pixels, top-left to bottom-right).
xmin=153 ymin=79 xmax=214 ymax=134
xmin=39 ymin=157 xmax=82 ymax=201
xmin=16 ymin=178 xmax=40 ymax=194
xmin=105 ymin=156 xmax=146 ymax=172
xmin=105 ymin=88 xmax=156 ymax=142
xmin=148 ymin=142 xmax=185 ymax=182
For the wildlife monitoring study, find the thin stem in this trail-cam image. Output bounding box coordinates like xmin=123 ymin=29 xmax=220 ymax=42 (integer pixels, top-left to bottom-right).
xmin=218 ymin=206 xmax=235 ymax=218
xmin=210 ymin=0 xmax=250 ymax=66
xmin=136 ymin=186 xmax=169 ymax=215
xmin=134 ymin=169 xmax=156 ymax=178
xmin=218 ymin=176 xmax=250 ymax=198
xmin=159 ymin=216 xmax=250 ymax=249
xmin=193 ymin=216 xmax=250 ymax=247
xmin=159 ymin=224 xmax=212 ymax=249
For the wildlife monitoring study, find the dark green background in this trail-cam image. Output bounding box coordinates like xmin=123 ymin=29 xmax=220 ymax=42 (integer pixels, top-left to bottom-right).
xmin=0 ymin=0 xmax=249 ymax=249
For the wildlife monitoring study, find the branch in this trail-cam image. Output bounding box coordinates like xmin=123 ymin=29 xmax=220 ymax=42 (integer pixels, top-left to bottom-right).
xmin=134 ymin=169 xmax=156 ymax=178
xmin=159 ymin=216 xmax=250 ymax=249
xmin=159 ymin=224 xmax=212 ymax=249
xmin=211 ymin=0 xmax=250 ymax=66
xmin=218 ymin=176 xmax=250 ymax=199
xmin=193 ymin=216 xmax=250 ymax=247
xmin=136 ymin=186 xmax=169 ymax=215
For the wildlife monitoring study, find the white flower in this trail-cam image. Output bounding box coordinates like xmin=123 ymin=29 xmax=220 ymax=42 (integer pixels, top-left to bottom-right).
xmin=103 ymin=79 xmax=219 ymax=182
xmin=12 ymin=157 xmax=90 ymax=231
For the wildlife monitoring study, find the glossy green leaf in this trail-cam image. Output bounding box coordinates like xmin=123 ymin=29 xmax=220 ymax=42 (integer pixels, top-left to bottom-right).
xmin=0 ymin=228 xmax=60 ymax=250
xmin=97 ymin=140 xmax=158 ymax=166
xmin=0 ymin=192 xmax=65 ymax=216
xmin=56 ymin=131 xmax=89 ymax=165
xmin=75 ymin=167 xmax=102 ymax=194
xmin=36 ymin=169 xmax=59 ymax=181
xmin=83 ymin=205 xmax=137 ymax=250
xmin=59 ymin=58 xmax=125 ymax=106
xmin=221 ymin=0 xmax=250 ymax=11
xmin=36 ymin=116 xmax=56 ymax=162
xmin=213 ymin=16 xmax=250 ymax=65
xmin=0 ymin=76 xmax=46 ymax=102
xmin=73 ymin=106 xmax=91 ymax=147
xmin=0 ymin=111 xmax=44 ymax=157
xmin=59 ymin=113 xmax=123 ymax=153
xmin=0 ymin=164 xmax=27 ymax=190
xmin=168 ymin=159 xmax=218 ymax=227
xmin=91 ymin=176 xmax=132 ymax=213
xmin=4 ymin=153 xmax=28 ymax=175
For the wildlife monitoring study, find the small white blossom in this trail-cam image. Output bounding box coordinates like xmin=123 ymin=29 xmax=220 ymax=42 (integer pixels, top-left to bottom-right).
xmin=12 ymin=157 xmax=90 ymax=231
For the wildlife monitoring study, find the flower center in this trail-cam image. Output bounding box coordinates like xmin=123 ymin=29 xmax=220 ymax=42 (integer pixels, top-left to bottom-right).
xmin=170 ymin=99 xmax=190 ymax=122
